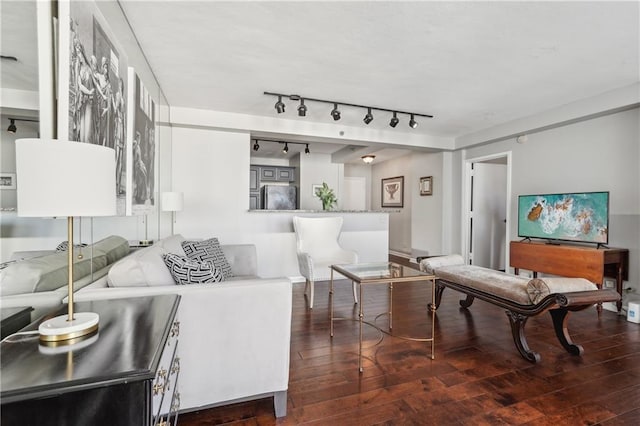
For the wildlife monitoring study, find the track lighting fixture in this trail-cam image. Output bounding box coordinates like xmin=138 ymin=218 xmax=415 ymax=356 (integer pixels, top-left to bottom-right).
xmin=274 ymin=96 xmax=285 ymax=113
xmin=264 ymin=91 xmax=432 ymax=129
xmin=7 ymin=119 xmax=16 ymax=133
xmin=409 ymin=114 xmax=418 ymax=129
xmin=330 ymin=103 xmax=341 ymax=121
xmin=6 ymin=117 xmax=38 ymax=134
xmin=361 ymin=155 xmax=376 ymax=164
xmin=363 ymin=108 xmax=373 ymax=125
xmin=389 ymin=112 xmax=399 ymax=128
xmin=297 ymin=99 xmax=307 ymax=117
xmin=252 ymin=139 xmax=312 ymax=156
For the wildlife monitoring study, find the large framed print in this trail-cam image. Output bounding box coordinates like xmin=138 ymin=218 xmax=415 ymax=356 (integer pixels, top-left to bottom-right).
xmin=381 ymin=176 xmax=404 ymax=208
xmin=126 ymin=67 xmax=157 ymax=216
xmin=58 ymin=0 xmax=129 ymax=215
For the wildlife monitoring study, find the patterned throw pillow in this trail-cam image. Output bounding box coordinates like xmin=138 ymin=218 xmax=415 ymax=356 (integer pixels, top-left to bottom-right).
xmin=55 ymin=241 xmax=88 ymax=252
xmin=181 ymin=238 xmax=233 ymax=279
xmin=162 ymin=253 xmax=223 ymax=285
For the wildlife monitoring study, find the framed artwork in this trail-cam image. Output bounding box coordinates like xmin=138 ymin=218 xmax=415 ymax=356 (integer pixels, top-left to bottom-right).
xmin=126 ymin=67 xmax=157 ymax=215
xmin=381 ymin=176 xmax=404 ymax=208
xmin=420 ymin=176 xmax=433 ymax=196
xmin=312 ymin=184 xmax=323 ymax=197
xmin=58 ymin=0 xmax=129 ymax=215
xmin=0 ymin=173 xmax=17 ymax=190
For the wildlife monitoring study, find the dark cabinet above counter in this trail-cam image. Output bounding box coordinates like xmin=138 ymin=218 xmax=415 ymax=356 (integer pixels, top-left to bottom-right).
xmin=250 ymin=165 xmax=297 ymax=210
xmin=258 ymin=165 xmax=295 ymax=182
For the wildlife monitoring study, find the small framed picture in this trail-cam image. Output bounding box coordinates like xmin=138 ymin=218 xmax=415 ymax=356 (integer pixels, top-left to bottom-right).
xmin=0 ymin=173 xmax=16 ymax=190
xmin=312 ymin=184 xmax=323 ymax=197
xmin=420 ymin=176 xmax=433 ymax=196
xmin=381 ymin=176 xmax=404 ymax=208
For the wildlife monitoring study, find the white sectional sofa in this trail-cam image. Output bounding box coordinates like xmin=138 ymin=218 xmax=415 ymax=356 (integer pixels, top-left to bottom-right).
xmin=72 ymin=236 xmax=292 ymax=418
xmin=0 ymin=235 xmax=292 ymax=417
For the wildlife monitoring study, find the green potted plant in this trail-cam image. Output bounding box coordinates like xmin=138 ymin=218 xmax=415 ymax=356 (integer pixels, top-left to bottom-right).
xmin=315 ymin=182 xmax=337 ymax=211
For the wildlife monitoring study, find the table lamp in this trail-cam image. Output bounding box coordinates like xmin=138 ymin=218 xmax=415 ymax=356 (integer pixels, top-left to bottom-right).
xmin=16 ymin=139 xmax=116 ymax=344
xmin=161 ymin=191 xmax=183 ymax=236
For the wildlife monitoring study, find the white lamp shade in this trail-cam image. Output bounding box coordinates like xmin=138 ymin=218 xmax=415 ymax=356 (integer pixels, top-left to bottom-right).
xmin=161 ymin=192 xmax=184 ymax=212
xmin=16 ymin=139 xmax=116 ymax=217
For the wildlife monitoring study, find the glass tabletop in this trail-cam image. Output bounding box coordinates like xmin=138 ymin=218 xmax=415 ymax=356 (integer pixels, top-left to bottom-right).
xmin=331 ymin=262 xmax=434 ymax=283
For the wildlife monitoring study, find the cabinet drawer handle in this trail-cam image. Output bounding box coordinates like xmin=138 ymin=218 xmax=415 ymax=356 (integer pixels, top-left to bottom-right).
xmin=171 ymin=392 xmax=181 ymax=412
xmin=170 ymin=321 xmax=180 ymax=337
xmin=171 ymin=357 xmax=181 ymax=375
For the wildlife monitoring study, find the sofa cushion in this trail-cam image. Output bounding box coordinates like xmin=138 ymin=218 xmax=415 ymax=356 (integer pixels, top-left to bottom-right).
xmin=0 ymin=251 xmax=108 ymax=296
xmin=162 ymin=253 xmax=223 ymax=284
xmin=182 ymin=238 xmax=233 ymax=279
xmin=91 ymin=235 xmax=131 ymax=264
xmin=107 ymin=244 xmax=176 ymax=287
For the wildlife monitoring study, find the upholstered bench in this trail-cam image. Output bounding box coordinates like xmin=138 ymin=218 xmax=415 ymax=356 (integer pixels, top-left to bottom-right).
xmin=420 ymin=255 xmax=621 ymax=363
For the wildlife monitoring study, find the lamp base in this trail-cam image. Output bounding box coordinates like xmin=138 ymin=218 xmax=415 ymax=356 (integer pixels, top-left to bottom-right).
xmin=39 ymin=312 xmax=99 ymax=344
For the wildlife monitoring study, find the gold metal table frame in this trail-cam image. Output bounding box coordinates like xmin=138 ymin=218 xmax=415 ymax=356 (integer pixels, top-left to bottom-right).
xmin=330 ymin=262 xmax=436 ymax=373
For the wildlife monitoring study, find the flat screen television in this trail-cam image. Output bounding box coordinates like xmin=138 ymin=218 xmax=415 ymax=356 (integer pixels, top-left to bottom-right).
xmin=517 ymin=191 xmax=609 ymax=245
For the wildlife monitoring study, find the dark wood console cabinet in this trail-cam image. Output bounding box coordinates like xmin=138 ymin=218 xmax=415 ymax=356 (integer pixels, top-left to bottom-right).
xmin=510 ymin=241 xmax=629 ymax=311
xmin=1 ymin=295 xmax=181 ymax=426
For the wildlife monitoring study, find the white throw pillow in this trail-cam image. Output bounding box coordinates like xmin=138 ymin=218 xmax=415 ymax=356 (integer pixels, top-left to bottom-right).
xmin=107 ymin=244 xmax=175 ymax=287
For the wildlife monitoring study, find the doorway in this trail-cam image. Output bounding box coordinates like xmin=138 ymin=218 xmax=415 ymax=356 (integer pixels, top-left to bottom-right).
xmin=462 ymin=152 xmax=511 ymax=270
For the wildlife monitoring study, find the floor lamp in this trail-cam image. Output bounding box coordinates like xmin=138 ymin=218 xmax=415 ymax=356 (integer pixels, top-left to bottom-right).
xmin=16 ymin=139 xmax=116 ymax=344
xmin=161 ymin=191 xmax=183 ymax=236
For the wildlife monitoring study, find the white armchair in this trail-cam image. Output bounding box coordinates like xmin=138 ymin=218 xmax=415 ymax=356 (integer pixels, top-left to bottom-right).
xmin=293 ymin=216 xmax=358 ymax=309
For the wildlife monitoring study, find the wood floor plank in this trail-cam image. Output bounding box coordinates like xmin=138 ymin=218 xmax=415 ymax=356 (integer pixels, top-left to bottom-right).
xmin=179 ymin=276 xmax=640 ymax=425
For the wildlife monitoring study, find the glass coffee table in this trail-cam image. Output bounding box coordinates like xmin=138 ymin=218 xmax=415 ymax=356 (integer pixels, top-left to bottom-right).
xmin=330 ymin=262 xmax=436 ymax=372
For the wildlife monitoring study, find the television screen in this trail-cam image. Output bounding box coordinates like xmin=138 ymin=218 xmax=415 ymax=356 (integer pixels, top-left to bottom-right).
xmin=518 ymin=191 xmax=609 ymax=244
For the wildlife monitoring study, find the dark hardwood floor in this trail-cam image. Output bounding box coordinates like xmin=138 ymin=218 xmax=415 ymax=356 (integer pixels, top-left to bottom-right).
xmin=179 ymin=262 xmax=640 ymax=425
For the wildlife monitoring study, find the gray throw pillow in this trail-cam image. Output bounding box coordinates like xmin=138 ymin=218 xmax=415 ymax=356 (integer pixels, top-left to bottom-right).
xmin=162 ymin=253 xmax=223 ymax=285
xmin=181 ymin=238 xmax=233 ymax=279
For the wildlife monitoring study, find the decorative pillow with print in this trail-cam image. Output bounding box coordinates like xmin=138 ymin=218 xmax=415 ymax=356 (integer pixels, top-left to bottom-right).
xmin=162 ymin=253 xmax=223 ymax=285
xmin=181 ymin=238 xmax=233 ymax=279
xmin=55 ymin=241 xmax=88 ymax=252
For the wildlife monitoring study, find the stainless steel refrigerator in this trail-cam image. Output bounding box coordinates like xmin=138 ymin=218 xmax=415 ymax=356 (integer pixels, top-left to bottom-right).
xmin=262 ymin=185 xmax=297 ymax=210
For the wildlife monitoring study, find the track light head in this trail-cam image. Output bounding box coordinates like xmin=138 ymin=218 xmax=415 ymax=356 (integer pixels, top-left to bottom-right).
xmin=389 ymin=112 xmax=399 ymax=128
xmin=297 ymin=99 xmax=307 ymax=117
xmin=409 ymin=114 xmax=418 ymax=129
xmin=330 ymin=103 xmax=341 ymax=121
xmin=253 ymin=141 xmax=260 ymax=151
xmin=363 ymin=108 xmax=373 ymax=125
xmin=274 ymin=96 xmax=285 ymax=113
xmin=7 ymin=119 xmax=17 ymax=133
xmin=283 ymin=143 xmax=289 ymax=154
xmin=304 ymin=144 xmax=310 ymax=155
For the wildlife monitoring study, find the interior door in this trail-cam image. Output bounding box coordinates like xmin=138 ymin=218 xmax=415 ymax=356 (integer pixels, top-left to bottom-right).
xmin=470 ymin=162 xmax=507 ymax=270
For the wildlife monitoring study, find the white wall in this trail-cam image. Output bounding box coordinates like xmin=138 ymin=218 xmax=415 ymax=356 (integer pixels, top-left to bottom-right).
xmin=345 ymin=163 xmax=373 ymax=210
xmin=297 ymin=153 xmax=343 ymax=210
xmin=459 ymin=108 xmax=640 ymax=291
xmin=410 ymin=152 xmax=444 ymax=256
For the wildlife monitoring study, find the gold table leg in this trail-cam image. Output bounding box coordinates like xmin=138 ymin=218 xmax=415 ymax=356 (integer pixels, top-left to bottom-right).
xmin=330 ymin=268 xmax=334 ymax=338
xmin=359 ymin=281 xmax=363 ymax=373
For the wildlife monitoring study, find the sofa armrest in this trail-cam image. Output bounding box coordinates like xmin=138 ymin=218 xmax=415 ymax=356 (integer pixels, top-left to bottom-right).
xmin=222 ymin=244 xmax=257 ymax=277
xmin=73 ymin=277 xmax=292 ymax=412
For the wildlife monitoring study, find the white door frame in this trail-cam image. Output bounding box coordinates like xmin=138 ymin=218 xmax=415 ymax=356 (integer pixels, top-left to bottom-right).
xmin=461 ymin=151 xmax=512 ymax=269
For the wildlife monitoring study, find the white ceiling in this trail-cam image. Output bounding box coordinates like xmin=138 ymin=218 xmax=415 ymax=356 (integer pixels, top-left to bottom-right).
xmin=2 ymin=1 xmax=638 ymax=162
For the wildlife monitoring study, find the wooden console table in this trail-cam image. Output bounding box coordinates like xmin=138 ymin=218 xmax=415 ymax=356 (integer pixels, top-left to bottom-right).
xmin=510 ymin=241 xmax=628 ymax=312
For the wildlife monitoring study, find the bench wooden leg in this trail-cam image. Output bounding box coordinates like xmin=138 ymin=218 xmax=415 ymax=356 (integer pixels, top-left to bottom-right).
xmin=460 ymin=295 xmax=475 ymax=308
xmin=429 ymin=282 xmax=447 ymax=311
xmin=550 ymin=309 xmax=584 ymax=356
xmin=505 ymin=311 xmax=541 ymax=363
